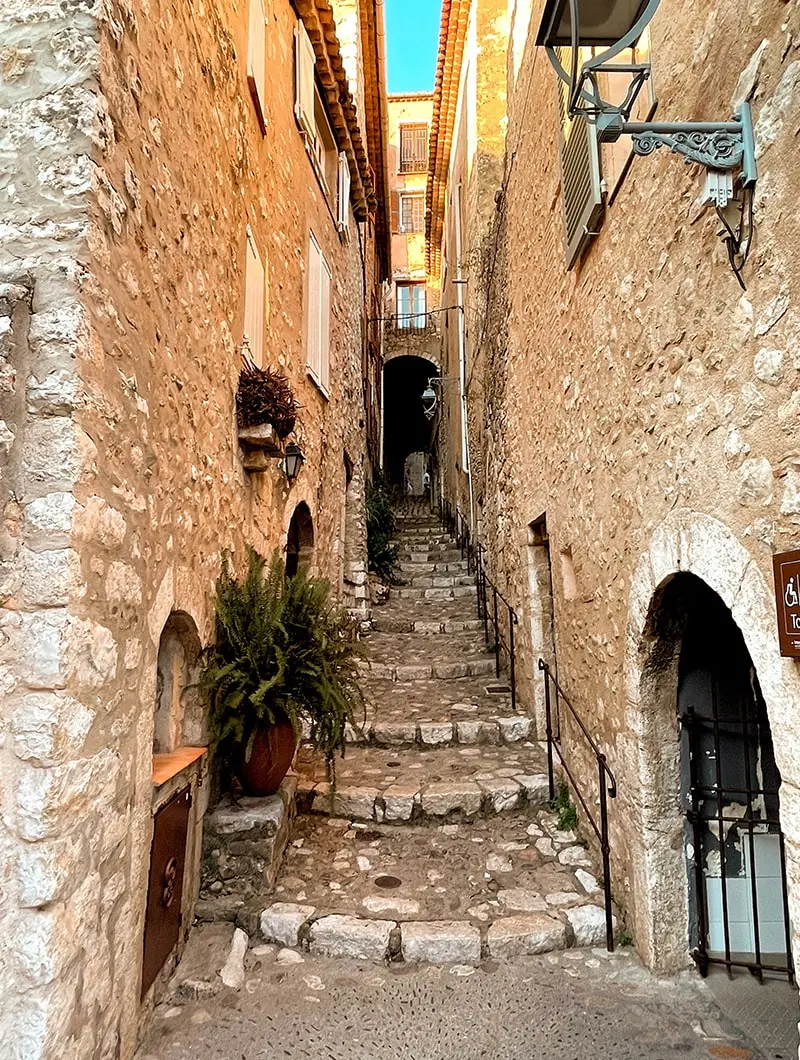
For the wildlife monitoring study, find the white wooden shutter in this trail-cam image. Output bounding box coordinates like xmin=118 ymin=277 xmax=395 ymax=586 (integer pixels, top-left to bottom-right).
xmin=243 ymin=227 xmax=266 ymax=367
xmin=306 ymin=234 xmax=321 ymax=379
xmin=295 ymin=19 xmax=316 ymax=139
xmin=337 ymin=152 xmax=351 ymax=236
xmin=247 ymin=0 xmax=267 ymax=132
xmin=319 ymin=253 xmax=331 ymax=390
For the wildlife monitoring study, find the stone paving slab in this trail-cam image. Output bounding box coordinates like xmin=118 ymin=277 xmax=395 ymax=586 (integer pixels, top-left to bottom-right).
xmin=268 ymin=809 xmax=605 ymax=949
xmin=140 ymin=948 xmax=765 ymax=1060
xmin=294 ymin=743 xmax=548 ymax=822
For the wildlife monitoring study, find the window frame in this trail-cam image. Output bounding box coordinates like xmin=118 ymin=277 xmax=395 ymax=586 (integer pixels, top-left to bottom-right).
xmin=306 ymin=232 xmax=331 ymax=396
xmin=247 ymin=0 xmax=267 ymax=133
xmin=243 ymin=225 xmax=266 ymax=368
xmin=399 ymin=192 xmax=425 ymax=233
xmin=399 ymin=123 xmax=429 ymax=174
xmin=396 ymin=282 xmax=426 ymax=329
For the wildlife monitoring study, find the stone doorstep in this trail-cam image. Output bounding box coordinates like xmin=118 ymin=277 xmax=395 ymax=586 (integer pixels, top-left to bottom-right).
xmin=258 ymin=906 xmax=617 ymax=964
xmin=343 ymin=715 xmax=532 ymax=749
xmin=295 ymin=772 xmax=550 ymax=824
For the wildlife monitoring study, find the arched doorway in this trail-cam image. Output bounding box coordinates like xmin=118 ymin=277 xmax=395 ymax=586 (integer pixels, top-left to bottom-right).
xmin=383 ymin=355 xmax=437 ymax=488
xmin=286 ymin=502 xmax=314 ymax=578
xmin=644 ymin=573 xmax=793 ymax=981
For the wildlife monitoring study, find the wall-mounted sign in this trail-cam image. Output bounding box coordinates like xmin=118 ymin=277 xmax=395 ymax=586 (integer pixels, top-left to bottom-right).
xmin=773 ymin=550 xmax=800 ymax=658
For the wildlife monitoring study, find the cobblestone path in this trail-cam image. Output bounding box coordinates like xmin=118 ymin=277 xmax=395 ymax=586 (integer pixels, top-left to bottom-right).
xmin=263 ymin=509 xmax=619 ymax=963
xmin=139 ymin=947 xmax=764 ymax=1060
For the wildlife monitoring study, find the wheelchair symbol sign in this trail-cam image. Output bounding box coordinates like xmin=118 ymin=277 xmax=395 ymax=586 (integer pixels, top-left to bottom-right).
xmin=773 ymin=551 xmax=800 ymax=658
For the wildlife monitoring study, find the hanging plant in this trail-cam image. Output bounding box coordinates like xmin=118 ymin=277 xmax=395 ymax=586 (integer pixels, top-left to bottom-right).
xmin=237 ymin=359 xmax=300 ymax=438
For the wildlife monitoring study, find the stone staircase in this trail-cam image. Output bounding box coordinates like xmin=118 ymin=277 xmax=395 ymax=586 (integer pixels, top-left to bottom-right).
xmin=257 ymin=510 xmax=617 ymax=964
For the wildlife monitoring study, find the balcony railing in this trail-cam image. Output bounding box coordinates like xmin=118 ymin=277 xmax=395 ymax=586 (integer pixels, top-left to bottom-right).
xmin=385 ymin=314 xmax=438 ymax=337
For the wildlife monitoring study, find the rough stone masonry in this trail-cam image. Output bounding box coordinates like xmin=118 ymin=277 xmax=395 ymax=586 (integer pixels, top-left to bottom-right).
xmin=0 ymin=0 xmax=383 ymax=1056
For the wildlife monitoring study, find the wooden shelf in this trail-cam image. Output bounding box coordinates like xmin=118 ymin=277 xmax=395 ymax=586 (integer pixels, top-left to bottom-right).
xmin=152 ymin=746 xmax=208 ymax=787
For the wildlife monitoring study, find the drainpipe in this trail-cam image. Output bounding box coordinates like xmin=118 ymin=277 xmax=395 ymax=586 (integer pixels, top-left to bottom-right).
xmin=452 ymin=182 xmax=475 ymax=535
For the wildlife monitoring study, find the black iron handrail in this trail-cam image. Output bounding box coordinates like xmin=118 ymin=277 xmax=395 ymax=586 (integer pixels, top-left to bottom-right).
xmin=538 ymin=658 xmax=617 ymax=952
xmin=476 ymin=544 xmax=518 ymax=712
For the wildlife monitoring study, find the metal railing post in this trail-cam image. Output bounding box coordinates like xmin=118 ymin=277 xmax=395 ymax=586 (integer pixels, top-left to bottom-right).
xmin=540 ymin=659 xmax=555 ymax=801
xmin=508 ymin=606 xmax=517 ymax=712
xmin=599 ymin=753 xmax=614 ymax=953
xmin=492 ymin=586 xmax=500 ymax=678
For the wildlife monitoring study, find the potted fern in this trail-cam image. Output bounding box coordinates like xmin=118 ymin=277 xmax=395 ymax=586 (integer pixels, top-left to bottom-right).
xmin=202 ymin=547 xmax=364 ymax=796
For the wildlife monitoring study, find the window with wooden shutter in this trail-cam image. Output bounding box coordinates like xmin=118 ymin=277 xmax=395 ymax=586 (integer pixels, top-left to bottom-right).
xmin=306 ymin=233 xmax=331 ymax=394
xmin=243 ymin=227 xmax=266 ymax=368
xmin=295 ymin=19 xmax=316 ymax=139
xmin=247 ymin=0 xmax=267 ymax=133
xmin=399 ymin=193 xmax=425 ymax=233
xmin=390 ymin=191 xmax=400 ymax=233
xmin=556 ymin=48 xmax=603 ymax=270
xmin=337 ymin=152 xmax=351 ymax=237
xmin=399 ymin=124 xmax=428 ymax=173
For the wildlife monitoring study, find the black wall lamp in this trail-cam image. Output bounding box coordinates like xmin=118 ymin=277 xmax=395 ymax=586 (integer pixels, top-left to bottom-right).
xmin=537 ymin=0 xmax=758 ymax=284
xmin=284 ymin=442 xmax=304 ymax=482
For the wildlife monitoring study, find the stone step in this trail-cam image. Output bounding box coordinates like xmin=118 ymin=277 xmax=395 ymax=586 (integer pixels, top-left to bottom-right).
xmin=398 ymin=541 xmax=458 ymax=554
xmin=405 ymin=573 xmax=474 ymax=588
xmin=397 ymin=560 xmax=470 ymax=574
xmin=371 ymin=615 xmax=484 ymax=634
xmin=390 ymin=584 xmax=477 ymax=601
xmin=345 ymin=713 xmax=531 ymax=749
xmin=357 ymin=657 xmax=495 ymax=682
xmin=397 ymin=549 xmax=464 ymax=563
xmin=294 ymin=742 xmax=548 ymax=824
xmin=260 ymin=810 xmax=616 ymax=964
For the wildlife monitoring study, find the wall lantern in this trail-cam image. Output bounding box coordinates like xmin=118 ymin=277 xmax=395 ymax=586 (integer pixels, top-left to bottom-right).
xmin=283 ymin=442 xmax=304 ymax=482
xmin=421 ymin=381 xmax=439 ymax=420
xmin=536 ymin=0 xmax=758 ymax=285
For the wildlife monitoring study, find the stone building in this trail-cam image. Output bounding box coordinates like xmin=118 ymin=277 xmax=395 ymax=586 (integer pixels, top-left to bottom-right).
xmin=382 ymin=91 xmax=439 ymax=491
xmin=0 ymin=0 xmax=388 ymax=1055
xmin=431 ymin=0 xmax=800 ymax=995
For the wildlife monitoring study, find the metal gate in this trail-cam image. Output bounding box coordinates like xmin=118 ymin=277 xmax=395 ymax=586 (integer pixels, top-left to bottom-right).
xmin=682 ymin=699 xmax=794 ymax=983
xmin=141 ymin=786 xmax=192 ymax=997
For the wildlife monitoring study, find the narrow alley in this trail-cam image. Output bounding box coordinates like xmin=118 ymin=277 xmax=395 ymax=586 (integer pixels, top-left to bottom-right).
xmin=137 ymin=507 xmax=776 ymax=1060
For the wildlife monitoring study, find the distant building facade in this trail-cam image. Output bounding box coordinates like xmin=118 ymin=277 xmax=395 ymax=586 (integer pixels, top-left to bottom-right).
xmin=431 ymin=0 xmax=800 ymax=987
xmin=0 ymin=0 xmax=388 ymax=1055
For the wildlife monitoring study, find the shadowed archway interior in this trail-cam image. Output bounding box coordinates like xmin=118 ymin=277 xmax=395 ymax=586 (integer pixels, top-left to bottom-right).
xmin=383 ymin=355 xmax=438 ymax=484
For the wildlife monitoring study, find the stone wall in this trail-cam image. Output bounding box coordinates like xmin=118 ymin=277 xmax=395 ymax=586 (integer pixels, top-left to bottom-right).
xmin=462 ymin=0 xmax=800 ymax=977
xmin=0 ymin=0 xmax=381 ymax=1055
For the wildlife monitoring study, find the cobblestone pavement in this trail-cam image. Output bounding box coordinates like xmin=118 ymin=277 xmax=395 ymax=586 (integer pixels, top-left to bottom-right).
xmin=138 ymin=947 xmax=765 ymax=1060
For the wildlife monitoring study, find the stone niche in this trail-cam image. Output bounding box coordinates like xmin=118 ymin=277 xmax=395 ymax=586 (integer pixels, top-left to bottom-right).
xmin=140 ymin=612 xmax=211 ymax=1026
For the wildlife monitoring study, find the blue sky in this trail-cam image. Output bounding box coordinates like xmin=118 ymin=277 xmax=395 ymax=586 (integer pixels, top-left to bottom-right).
xmin=385 ymin=0 xmax=440 ymax=94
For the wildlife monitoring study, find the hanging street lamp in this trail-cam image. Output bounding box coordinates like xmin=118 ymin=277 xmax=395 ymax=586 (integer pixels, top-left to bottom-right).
xmin=536 ymin=0 xmax=758 ymax=281
xmin=421 ymin=381 xmax=439 ymax=420
xmin=283 ymin=442 xmax=305 ymax=482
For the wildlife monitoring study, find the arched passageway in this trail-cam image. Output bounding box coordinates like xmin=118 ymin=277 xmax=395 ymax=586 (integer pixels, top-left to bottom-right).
xmin=640 ymin=572 xmax=792 ymax=980
xmin=383 ymin=355 xmax=437 ymax=487
xmin=286 ymin=501 xmax=314 ymax=577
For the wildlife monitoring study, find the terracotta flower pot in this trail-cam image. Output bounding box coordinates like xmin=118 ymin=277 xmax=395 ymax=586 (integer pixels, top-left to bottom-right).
xmin=236 ymin=715 xmax=297 ymax=796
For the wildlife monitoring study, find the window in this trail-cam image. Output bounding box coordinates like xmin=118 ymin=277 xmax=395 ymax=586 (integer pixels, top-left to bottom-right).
xmin=295 ymin=19 xmax=339 ymax=199
xmin=247 ymin=0 xmax=267 ymax=133
xmin=399 ymin=193 xmax=425 ymax=233
xmin=396 ymin=284 xmax=426 ymax=328
xmin=399 ymin=124 xmax=428 ymax=173
xmin=337 ymin=152 xmax=351 ymax=237
xmin=306 ymin=233 xmax=331 ymax=392
xmin=243 ymin=226 xmax=266 ymax=367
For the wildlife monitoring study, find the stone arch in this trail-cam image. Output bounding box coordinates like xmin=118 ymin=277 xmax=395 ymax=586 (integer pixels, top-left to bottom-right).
xmin=383 ymin=354 xmax=439 ymax=486
xmin=154 ymin=611 xmax=205 ymax=753
xmin=623 ymin=508 xmax=800 ymax=974
xmin=286 ymin=501 xmax=314 ymax=578
xmin=384 ymin=347 xmax=441 ymax=370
